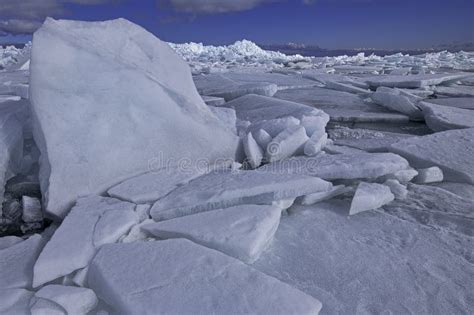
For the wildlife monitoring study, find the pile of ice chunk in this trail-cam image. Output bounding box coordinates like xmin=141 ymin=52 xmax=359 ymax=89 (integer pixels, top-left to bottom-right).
xmin=0 ymin=43 xmax=31 ymax=70
xmin=169 ymin=40 xmax=311 ymax=74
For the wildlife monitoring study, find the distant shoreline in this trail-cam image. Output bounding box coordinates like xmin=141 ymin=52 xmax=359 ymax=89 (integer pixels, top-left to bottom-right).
xmin=261 ymin=45 xmax=474 ymax=57
xmin=3 ymin=42 xmax=473 ymax=58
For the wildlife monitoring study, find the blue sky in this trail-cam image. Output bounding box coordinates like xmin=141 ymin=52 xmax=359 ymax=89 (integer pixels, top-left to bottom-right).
xmin=1 ymin=0 xmax=473 ymax=49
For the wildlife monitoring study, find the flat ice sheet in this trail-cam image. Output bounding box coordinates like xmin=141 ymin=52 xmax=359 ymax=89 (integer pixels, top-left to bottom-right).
xmin=254 ymin=201 xmax=474 ymax=314
xmin=390 ymin=128 xmax=474 ymax=184
xmin=88 ymin=239 xmax=322 ymax=315
xmin=143 ymin=204 xmax=281 ymax=263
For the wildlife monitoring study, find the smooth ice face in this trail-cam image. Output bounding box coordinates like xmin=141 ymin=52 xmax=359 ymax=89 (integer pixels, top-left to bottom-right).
xmin=224 ymin=94 xmax=328 ymax=127
xmin=324 ymin=80 xmax=371 ymax=95
xmin=150 ymin=169 xmax=332 ymax=221
xmin=425 ymin=97 xmax=474 ymax=110
xmin=413 ymin=167 xmax=444 ymax=184
xmin=275 ymin=87 xmax=409 ymax=123
xmin=328 ymin=127 xmax=413 ymax=152
xmin=390 ymin=128 xmax=474 ymax=184
xmin=108 ymin=166 xmax=207 ymax=204
xmin=259 ymin=152 xmax=410 ymax=180
xmin=383 ymin=179 xmax=408 ymax=200
xmin=143 ymin=204 xmax=281 ymax=263
xmin=266 ymin=125 xmax=308 ymax=163
xmin=243 ymin=132 xmax=264 ymax=169
xmin=418 ymin=101 xmax=474 ymax=132
xmin=0 ymin=289 xmax=34 ymax=315
xmin=300 ymin=185 xmax=348 ymax=205
xmin=34 ymin=285 xmax=98 ymax=315
xmin=434 ymin=85 xmax=474 ymax=97
xmin=87 ymin=240 xmax=323 ymax=315
xmin=365 ymin=73 xmax=471 ymax=88
xmin=29 ymin=18 xmax=240 ymax=218
xmin=33 ymin=196 xmax=137 ymax=287
xmin=349 ymin=182 xmax=394 ymax=215
xmin=195 ymin=74 xmax=278 ymax=101
xmin=0 ymin=234 xmax=45 ymax=289
xmin=202 ymin=95 xmax=225 ymax=106
xmin=304 ymin=133 xmax=328 ymax=156
xmin=371 ymin=87 xmax=423 ymax=119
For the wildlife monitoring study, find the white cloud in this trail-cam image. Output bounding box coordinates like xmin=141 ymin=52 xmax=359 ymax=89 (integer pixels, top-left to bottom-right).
xmin=0 ymin=0 xmax=117 ymax=35
xmin=159 ymin=0 xmax=271 ymax=14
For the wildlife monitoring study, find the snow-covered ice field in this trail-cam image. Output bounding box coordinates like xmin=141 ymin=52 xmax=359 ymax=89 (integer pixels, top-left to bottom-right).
xmin=0 ymin=18 xmax=473 ymax=314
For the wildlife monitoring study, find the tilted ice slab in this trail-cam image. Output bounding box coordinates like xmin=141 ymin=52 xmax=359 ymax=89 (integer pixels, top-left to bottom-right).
xmin=324 ymin=80 xmax=371 ymax=95
xmin=88 ymin=240 xmax=322 ymax=315
xmin=33 ymin=285 xmax=98 ymax=315
xmin=413 ymin=167 xmax=444 ymax=184
xmin=29 ymin=18 xmax=239 ymax=218
xmin=418 ymin=101 xmax=474 ymax=131
xmin=194 ymin=74 xmax=278 ymax=101
xmin=215 ymin=71 xmax=317 ymax=90
xmin=390 ymin=128 xmax=474 ymax=184
xmin=371 ymin=87 xmax=423 ymax=119
xmin=108 ymin=166 xmax=207 ymax=204
xmin=259 ymin=152 xmax=409 ymax=180
xmin=143 ymin=204 xmax=281 ymax=263
xmin=243 ymin=132 xmax=264 ymax=169
xmin=425 ymin=97 xmax=474 ymax=110
xmin=201 ymin=95 xmax=225 ymax=106
xmin=349 ymin=182 xmax=394 ymax=215
xmin=266 ymin=125 xmax=308 ymax=163
xmin=33 ymin=196 xmax=138 ymax=287
xmin=0 ymin=234 xmax=45 ymax=289
xmin=328 ymin=127 xmax=413 ymax=152
xmin=365 ymin=73 xmax=471 ymax=88
xmin=300 ymin=185 xmax=348 ymax=205
xmin=224 ymin=94 xmax=328 ymax=127
xmin=150 ymin=169 xmax=332 ymax=221
xmin=434 ymin=85 xmax=474 ymax=98
xmin=275 ymin=87 xmax=409 ymax=123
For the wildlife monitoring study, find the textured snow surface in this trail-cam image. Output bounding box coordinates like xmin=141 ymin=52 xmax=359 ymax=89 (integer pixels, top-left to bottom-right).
xmin=254 ymin=201 xmax=474 ymax=314
xmin=29 ymin=18 xmax=240 ymax=218
xmin=88 ymin=239 xmax=322 ymax=315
